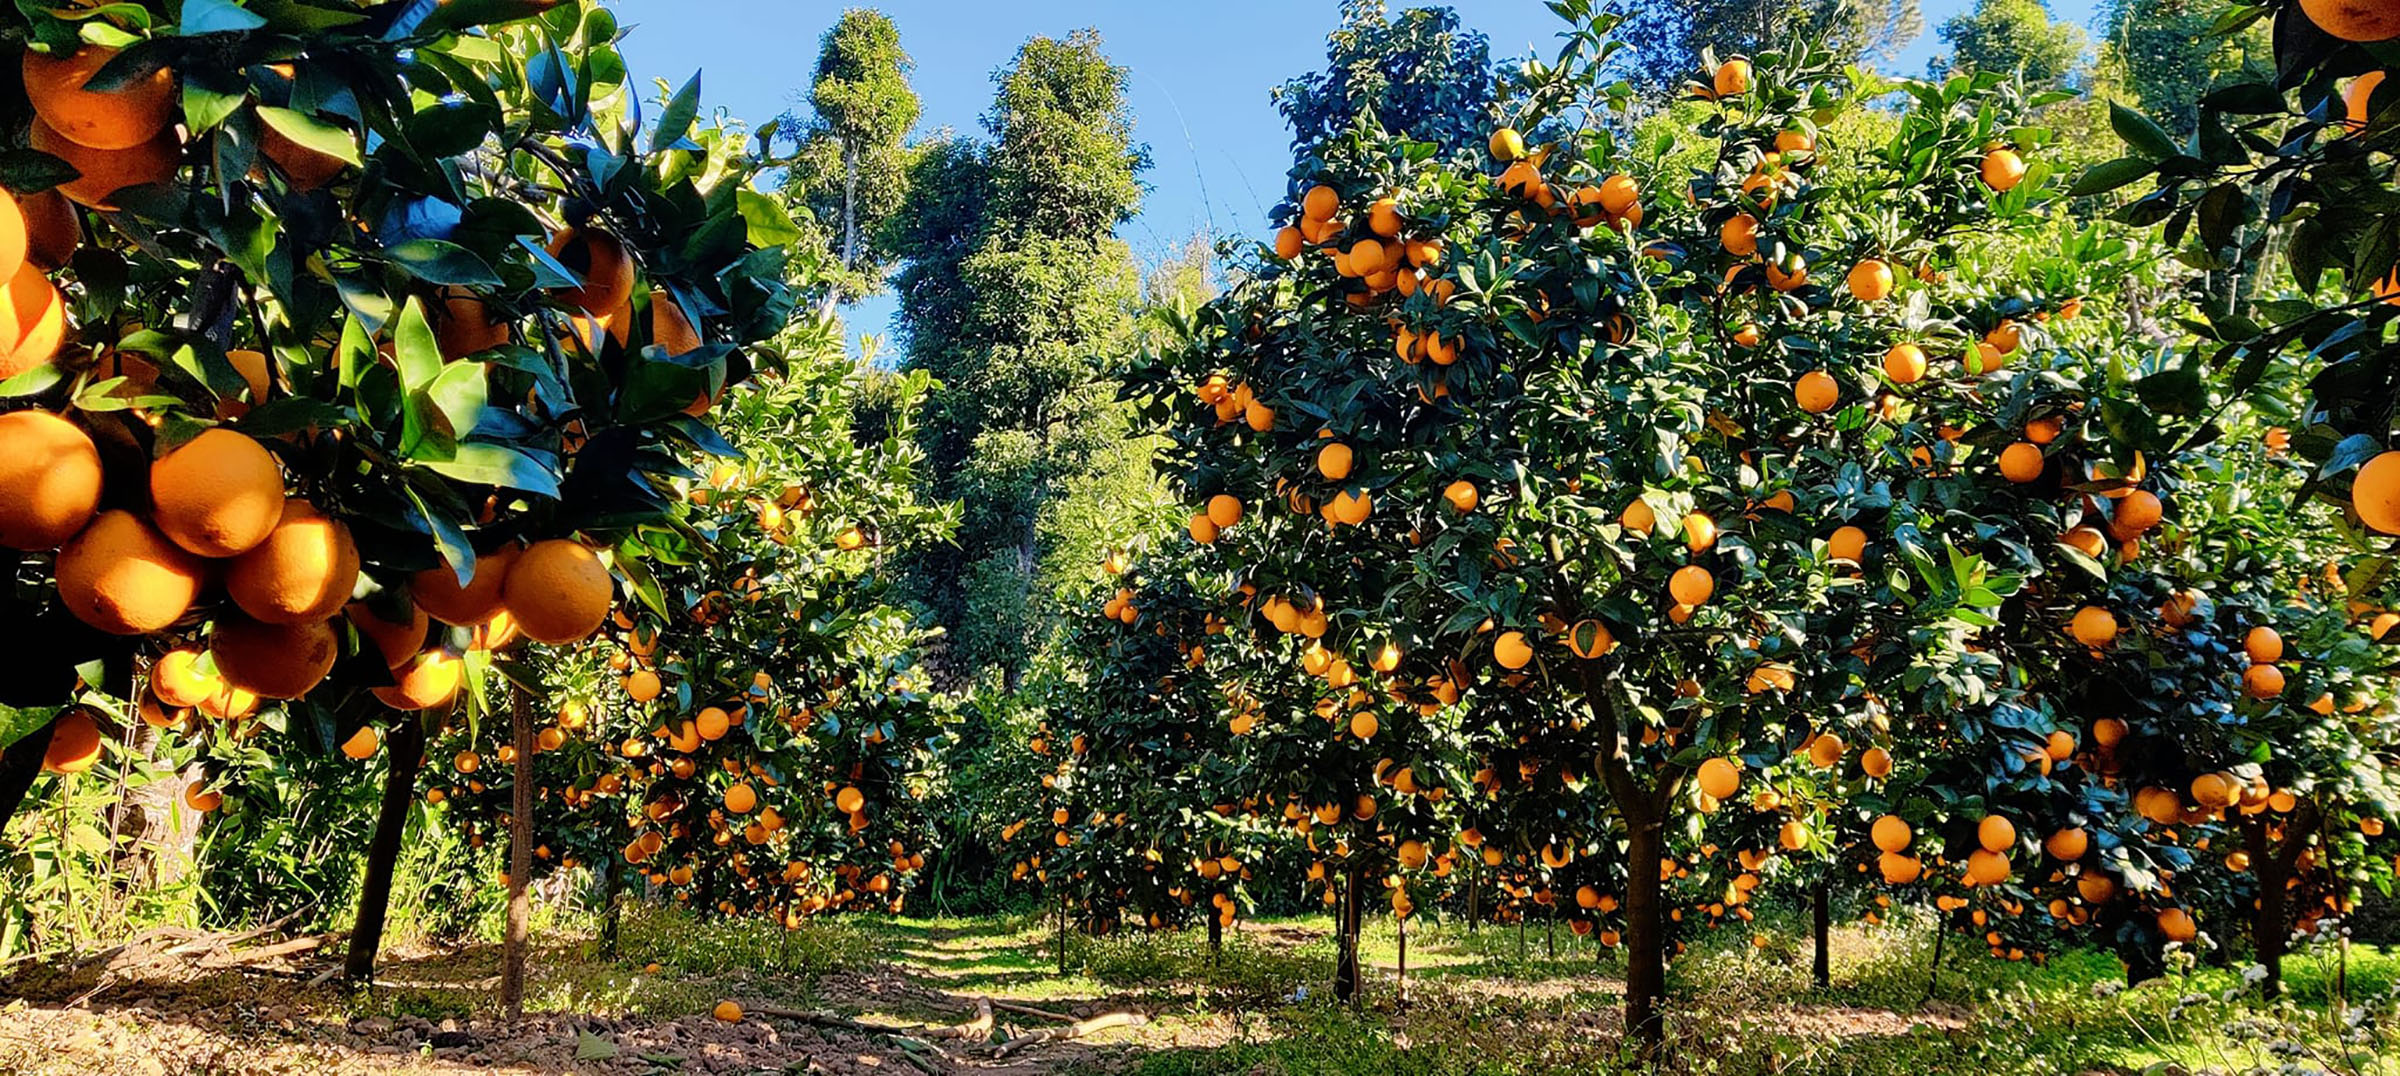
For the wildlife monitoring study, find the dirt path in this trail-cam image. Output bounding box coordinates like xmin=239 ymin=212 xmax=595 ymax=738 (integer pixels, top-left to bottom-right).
xmin=0 ymin=919 xmax=1211 ymax=1074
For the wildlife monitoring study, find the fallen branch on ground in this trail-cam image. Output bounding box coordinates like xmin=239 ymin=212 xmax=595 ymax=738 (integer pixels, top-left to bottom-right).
xmin=991 ymin=1011 xmax=1147 ymax=1058
xmin=982 ymin=997 xmax=1073 ymax=1023
xmin=198 ymin=932 xmax=344 ymax=969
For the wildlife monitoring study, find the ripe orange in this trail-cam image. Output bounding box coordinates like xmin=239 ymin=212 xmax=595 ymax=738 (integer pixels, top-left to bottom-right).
xmin=0 ymin=261 xmax=68 ymax=379
xmin=346 ymin=601 xmax=429 ymax=669
xmin=1827 ymin=525 xmax=1866 ymax=563
xmin=1669 ymin=565 xmax=1714 ymax=606
xmin=57 ymin=510 xmax=206 ymax=634
xmin=183 ymin=784 xmax=222 ymax=812
xmin=374 ymin=649 xmax=463 ymax=710
xmin=1442 ymin=480 xmax=1477 ymax=512
xmin=1793 ymin=370 xmax=1838 ymax=413
xmin=259 ymin=120 xmax=350 ymax=190
xmin=1597 ymin=173 xmax=1639 ymax=215
xmin=340 ymin=725 xmax=382 ymax=760
xmin=435 ymin=287 xmax=511 ymax=359
xmin=1696 ymin=757 xmax=1741 ymax=800
xmin=30 ymin=117 xmax=180 ymax=210
xmin=1329 ymin=489 xmax=1371 ymax=525
xmin=41 ymin=709 xmax=103 ymax=774
xmin=1845 ymin=259 xmax=1893 ymax=302
xmin=2044 ymin=827 xmax=2088 ymax=860
xmin=414 ymin=545 xmax=518 ymax=626
xmin=1998 ymin=442 xmax=2045 ymax=483
xmin=151 ymin=648 xmax=220 ymax=708
xmin=22 ymin=46 xmax=176 ymax=150
xmin=1274 ymin=226 xmax=1303 ymax=260
xmin=725 ymin=782 xmax=757 ymax=814
xmin=2346 ymin=70 xmax=2387 ymax=130
xmin=1805 ymin=729 xmax=1841 ymax=763
xmin=0 ymin=189 xmax=23 ymax=284
xmin=151 ymin=428 xmax=284 ymax=558
xmin=1317 ymin=442 xmax=1353 ymax=480
xmin=1861 ymin=746 xmax=1893 ymax=777
xmin=1713 ymin=58 xmax=1752 ymax=98
xmin=1720 ymin=213 xmax=1759 ymax=255
xmin=21 ymin=190 xmax=77 ymax=270
xmin=624 ymin=668 xmax=663 ymax=702
xmin=2242 ymin=663 xmax=2285 ymax=700
xmin=1965 ymin=848 xmax=2010 ymax=886
xmin=1979 ymin=148 xmax=2026 ymax=192
xmin=835 ymin=786 xmax=866 ymax=814
xmin=2352 ymin=451 xmax=2400 ymax=533
xmin=1882 ymin=343 xmax=1926 ymax=384
xmin=2301 ymin=0 xmax=2400 ymax=41
xmin=1978 ymin=815 xmax=2017 ymax=853
xmin=1871 ymin=815 xmax=1911 ymax=853
xmin=503 ymin=539 xmax=612 ymax=645
xmin=211 ymin=615 xmax=338 ymax=699
xmin=0 ymin=410 xmax=101 ymax=550
xmin=1302 ymin=184 xmax=1339 ymax=220
xmin=1489 ymin=127 xmax=1526 ymax=161
xmin=547 ymin=227 xmax=636 ymax=316
xmin=227 ymin=499 xmax=359 ymax=624
xmin=1879 ymin=852 xmax=1922 ymax=884
xmin=1189 ymin=514 xmax=1218 ymax=544
xmin=2155 ymin=907 xmax=2197 ymax=942
xmin=1682 ymin=511 xmax=1717 ymax=553
xmin=1621 ymin=498 xmax=1656 ymax=535
xmin=1492 ymin=630 xmax=1533 ymax=670
xmin=1206 ymin=493 xmax=1243 ymax=528
xmin=1567 ymin=619 xmax=1614 ymax=658
xmin=2069 ymin=606 xmax=2117 ymax=648
xmin=712 ymin=1000 xmax=743 ymax=1023
xmin=2243 ymin=625 xmax=2283 ymax=664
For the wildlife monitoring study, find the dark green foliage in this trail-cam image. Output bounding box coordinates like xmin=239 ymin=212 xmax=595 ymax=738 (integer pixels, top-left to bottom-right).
xmin=1610 ymin=0 xmax=1924 ymax=93
xmin=1273 ymin=2 xmax=1498 ymax=162
xmin=889 ymin=31 xmax=1155 ymax=690
xmin=1933 ymin=0 xmax=2087 ymax=88
xmin=781 ymin=8 xmax=922 ymax=306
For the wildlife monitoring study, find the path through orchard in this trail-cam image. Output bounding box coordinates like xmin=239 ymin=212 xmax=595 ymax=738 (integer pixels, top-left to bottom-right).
xmin=0 ymin=914 xmax=2008 ymax=1074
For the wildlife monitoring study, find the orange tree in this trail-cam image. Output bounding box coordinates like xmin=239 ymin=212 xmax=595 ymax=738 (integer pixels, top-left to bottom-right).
xmin=430 ymin=326 xmax=953 ymax=932
xmin=0 ymin=0 xmax=799 ymax=995
xmin=1005 ymin=541 xmax=1293 ymax=962
xmin=2077 ymin=0 xmax=2400 ymax=565
xmin=1122 ymin=2 xmax=2190 ymax=1042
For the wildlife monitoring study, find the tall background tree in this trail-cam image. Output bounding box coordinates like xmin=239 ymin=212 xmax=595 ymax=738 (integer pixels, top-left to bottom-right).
xmin=1272 ymin=1 xmax=1498 ymax=159
xmin=889 ymin=31 xmax=1162 ymax=691
xmin=781 ymin=9 xmax=920 ymax=310
xmin=2087 ymin=0 xmax=2270 ymax=137
xmin=1612 ymin=0 xmax=1923 ymax=93
xmin=1932 ymin=0 xmax=2087 ymax=87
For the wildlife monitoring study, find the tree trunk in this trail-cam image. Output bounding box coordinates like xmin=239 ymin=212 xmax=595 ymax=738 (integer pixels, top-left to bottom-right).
xmin=1623 ymin=813 xmax=1669 ymax=1052
xmin=2246 ymin=818 xmax=2287 ymax=999
xmin=346 ymin=718 xmax=424 ymax=982
xmin=1333 ymin=859 xmax=1363 ymax=1002
xmin=598 ymin=857 xmax=622 ymax=959
xmin=1205 ymin=904 xmax=1222 ymax=966
xmin=1811 ymin=878 xmax=1831 ymax=990
xmin=1545 ymin=905 xmax=1555 ymax=959
xmin=1925 ymin=916 xmax=1947 ymax=1002
xmin=1055 ymin=889 xmax=1067 ymax=975
xmin=500 ymin=688 xmax=533 ymax=1019
xmin=1466 ymin=862 xmax=1479 ymax=933
xmin=1395 ymin=911 xmax=1407 ymax=1007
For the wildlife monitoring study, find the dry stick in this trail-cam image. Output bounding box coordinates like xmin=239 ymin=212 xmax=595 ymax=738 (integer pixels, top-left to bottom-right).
xmin=500 ymin=683 xmax=534 ymax=1019
xmin=982 ymin=998 xmax=1073 ymax=1023
xmin=163 ymin=912 xmax=300 ymax=957
xmin=200 ymin=932 xmax=344 ymax=968
xmin=990 ymin=1011 xmax=1149 ymax=1059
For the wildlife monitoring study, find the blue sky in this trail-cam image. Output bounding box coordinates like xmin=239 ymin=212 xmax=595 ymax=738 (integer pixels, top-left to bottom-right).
xmin=601 ymin=1 xmax=2102 ymax=352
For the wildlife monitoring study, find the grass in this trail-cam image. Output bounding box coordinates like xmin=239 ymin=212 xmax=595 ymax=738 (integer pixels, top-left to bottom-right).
xmin=16 ymin=901 xmax=2392 ymax=1075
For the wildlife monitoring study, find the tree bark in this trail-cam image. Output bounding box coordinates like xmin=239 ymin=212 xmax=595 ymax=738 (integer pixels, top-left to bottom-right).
xmin=1395 ymin=911 xmax=1407 ymax=1007
xmin=1926 ymin=916 xmax=1947 ymax=1002
xmin=500 ymin=688 xmax=533 ymax=1019
xmin=1333 ymin=859 xmax=1363 ymax=1002
xmin=1466 ymin=862 xmax=1479 ymax=932
xmin=1205 ymin=903 xmax=1222 ymax=966
xmin=598 ymin=857 xmax=622 ymax=959
xmin=1811 ymin=878 xmax=1831 ymax=990
xmin=1622 ymin=811 xmax=1669 ymax=1050
xmin=346 ymin=718 xmax=424 ymax=982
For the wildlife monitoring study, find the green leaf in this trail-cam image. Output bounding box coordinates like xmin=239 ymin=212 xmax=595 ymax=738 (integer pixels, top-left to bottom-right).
xmin=0 ymin=705 xmax=62 ymax=752
xmin=256 ymin=106 xmax=361 ymax=166
xmin=0 ymin=148 xmax=84 ymax=194
xmin=420 ymin=442 xmax=561 ymax=497
xmin=391 ymin=297 xmax=442 ymax=394
xmin=574 ymin=1030 xmax=617 ymax=1062
xmin=403 ymin=482 xmax=476 ymax=587
xmin=181 ymin=80 xmax=247 ymax=134
xmin=735 ymin=188 xmax=802 ymax=248
xmin=651 ymin=71 xmax=701 ymax=154
xmin=415 ymin=0 xmax=567 ymax=35
xmin=424 ymin=359 xmax=489 ymax=437
xmin=177 ymin=0 xmax=267 ymax=34
xmin=2110 ymin=102 xmax=2178 ymax=160
xmin=2068 ymin=157 xmax=2154 ymax=198
xmin=385 ymin=239 xmax=501 ymax=287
